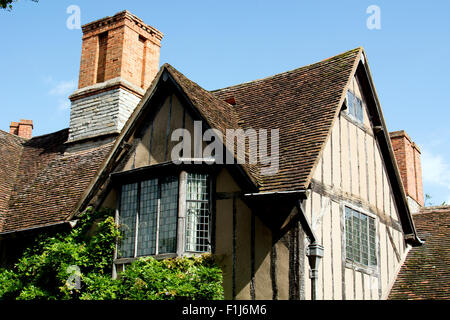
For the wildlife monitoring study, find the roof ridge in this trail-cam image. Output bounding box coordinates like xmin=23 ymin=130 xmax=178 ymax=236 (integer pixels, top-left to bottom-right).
xmin=25 ymin=128 xmax=69 ymax=141
xmin=164 ymin=64 xmax=243 ymax=128
xmin=0 ymin=128 xmax=28 ymax=142
xmin=211 ymin=47 xmax=362 ymax=93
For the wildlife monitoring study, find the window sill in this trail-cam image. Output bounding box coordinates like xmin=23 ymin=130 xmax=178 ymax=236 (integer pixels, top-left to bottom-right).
xmin=114 ymin=253 xmax=177 ymax=264
xmin=114 ymin=252 xmax=209 ymax=264
xmin=345 ymin=259 xmax=378 ymax=276
xmin=341 ymin=112 xmax=371 ymax=135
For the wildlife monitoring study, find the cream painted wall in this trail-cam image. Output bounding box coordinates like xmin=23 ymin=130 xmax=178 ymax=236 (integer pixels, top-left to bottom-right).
xmin=306 ymin=75 xmax=408 ymax=300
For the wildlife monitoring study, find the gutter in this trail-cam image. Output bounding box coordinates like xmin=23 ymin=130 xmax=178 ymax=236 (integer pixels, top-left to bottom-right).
xmin=0 ymin=221 xmax=76 ymax=239
xmin=244 ymin=189 xmax=307 ymax=197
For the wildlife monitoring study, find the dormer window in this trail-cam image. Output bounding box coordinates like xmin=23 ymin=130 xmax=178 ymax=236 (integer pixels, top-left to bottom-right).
xmin=116 ymin=171 xmax=211 ymax=260
xmin=347 ymin=90 xmax=364 ymax=124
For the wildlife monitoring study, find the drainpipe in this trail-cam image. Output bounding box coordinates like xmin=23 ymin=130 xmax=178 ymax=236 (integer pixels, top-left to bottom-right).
xmin=307 ymin=242 xmax=324 ymax=300
xmin=296 ymin=199 xmax=324 ymax=300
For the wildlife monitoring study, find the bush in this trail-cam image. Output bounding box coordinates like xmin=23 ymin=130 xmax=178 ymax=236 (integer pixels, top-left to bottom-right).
xmin=119 ymin=255 xmax=223 ymax=300
xmin=0 ymin=208 xmax=223 ymax=300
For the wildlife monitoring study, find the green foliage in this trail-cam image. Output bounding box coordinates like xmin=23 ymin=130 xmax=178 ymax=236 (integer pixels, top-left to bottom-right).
xmin=0 ymin=0 xmax=38 ymax=10
xmin=0 ymin=208 xmax=224 ymax=300
xmin=119 ymin=255 xmax=223 ymax=300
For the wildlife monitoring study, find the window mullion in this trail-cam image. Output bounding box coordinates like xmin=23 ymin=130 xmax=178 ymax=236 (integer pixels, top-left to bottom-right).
xmin=366 ymin=218 xmax=370 ymax=265
xmin=177 ymin=171 xmax=187 ymax=256
xmin=155 ymin=182 xmax=161 ymax=256
xmin=359 ymin=211 xmax=363 ymax=263
xmin=134 ymin=183 xmax=141 ymax=258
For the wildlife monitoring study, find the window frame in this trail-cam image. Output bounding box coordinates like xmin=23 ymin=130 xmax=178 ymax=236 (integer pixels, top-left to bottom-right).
xmin=342 ymin=202 xmax=378 ymax=273
xmin=113 ymin=167 xmax=214 ymax=265
xmin=346 ymin=90 xmax=364 ymax=124
xmin=116 ymin=175 xmax=179 ymax=259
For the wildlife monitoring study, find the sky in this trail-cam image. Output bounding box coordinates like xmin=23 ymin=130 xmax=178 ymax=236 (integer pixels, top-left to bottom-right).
xmin=0 ymin=0 xmax=449 ymax=205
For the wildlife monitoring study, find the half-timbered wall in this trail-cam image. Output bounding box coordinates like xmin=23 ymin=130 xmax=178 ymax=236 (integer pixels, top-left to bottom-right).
xmin=304 ymin=75 xmax=409 ymax=300
xmin=102 ymin=73 xmax=409 ymax=300
xmin=104 ymin=92 xmax=281 ymax=300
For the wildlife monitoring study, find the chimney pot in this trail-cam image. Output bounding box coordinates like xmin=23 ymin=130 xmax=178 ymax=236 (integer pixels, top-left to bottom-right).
xmin=9 ymin=119 xmax=33 ymax=139
xmin=390 ymin=130 xmax=424 ymax=211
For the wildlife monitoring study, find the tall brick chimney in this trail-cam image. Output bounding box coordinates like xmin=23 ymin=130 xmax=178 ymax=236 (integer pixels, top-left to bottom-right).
xmin=390 ymin=130 xmax=424 ymax=212
xmin=9 ymin=120 xmax=33 ymax=139
xmin=67 ymin=11 xmax=163 ymax=144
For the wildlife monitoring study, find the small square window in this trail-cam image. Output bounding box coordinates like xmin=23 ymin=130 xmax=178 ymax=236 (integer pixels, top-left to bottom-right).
xmin=347 ymin=91 xmax=364 ymax=124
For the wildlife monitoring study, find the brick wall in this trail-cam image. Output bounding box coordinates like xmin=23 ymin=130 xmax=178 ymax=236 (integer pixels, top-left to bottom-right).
xmin=390 ymin=130 xmax=424 ymax=208
xmin=68 ymin=11 xmax=163 ymax=143
xmin=78 ymin=10 xmax=163 ymax=90
xmin=9 ymin=120 xmax=33 ymax=139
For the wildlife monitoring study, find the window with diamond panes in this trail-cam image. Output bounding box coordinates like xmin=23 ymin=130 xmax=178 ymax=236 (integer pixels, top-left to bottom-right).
xmin=345 ymin=206 xmax=377 ymax=267
xmin=347 ymin=90 xmax=364 ymax=124
xmin=185 ymin=173 xmax=210 ymax=253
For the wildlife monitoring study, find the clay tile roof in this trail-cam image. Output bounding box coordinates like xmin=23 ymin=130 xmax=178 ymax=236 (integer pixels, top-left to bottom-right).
xmin=389 ymin=206 xmax=450 ymax=300
xmin=1 ymin=47 xmax=362 ymax=232
xmin=0 ymin=131 xmax=25 ymax=231
xmin=164 ymin=64 xmax=261 ymax=186
xmin=212 ymin=47 xmax=362 ymax=191
xmin=0 ymin=129 xmax=113 ymax=234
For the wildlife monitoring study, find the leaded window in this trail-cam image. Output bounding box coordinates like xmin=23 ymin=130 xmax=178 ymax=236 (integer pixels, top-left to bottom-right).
xmin=347 ymin=90 xmax=364 ymax=123
xmin=185 ymin=173 xmax=210 ymax=253
xmin=118 ymin=176 xmax=179 ymax=258
xmin=117 ymin=172 xmax=211 ymax=259
xmin=345 ymin=206 xmax=377 ymax=267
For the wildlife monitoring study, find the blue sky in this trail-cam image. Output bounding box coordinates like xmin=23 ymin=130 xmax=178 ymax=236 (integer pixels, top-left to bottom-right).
xmin=1 ymin=0 xmax=449 ymax=205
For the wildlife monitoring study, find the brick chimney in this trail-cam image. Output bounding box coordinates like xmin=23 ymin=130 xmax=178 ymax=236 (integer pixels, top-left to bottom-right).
xmin=67 ymin=11 xmax=163 ymax=144
xmin=9 ymin=120 xmax=33 ymax=139
xmin=390 ymin=130 xmax=424 ymax=212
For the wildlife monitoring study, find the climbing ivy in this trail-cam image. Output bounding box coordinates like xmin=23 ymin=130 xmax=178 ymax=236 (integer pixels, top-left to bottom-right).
xmin=0 ymin=208 xmax=223 ymax=300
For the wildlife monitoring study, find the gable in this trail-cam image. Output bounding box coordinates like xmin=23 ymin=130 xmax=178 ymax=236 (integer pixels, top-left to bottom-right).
xmin=308 ymin=56 xmax=421 ymax=246
xmin=117 ymin=92 xmax=211 ymax=172
xmin=73 ymin=48 xmax=419 ymax=247
xmin=312 ymin=72 xmax=405 ymax=229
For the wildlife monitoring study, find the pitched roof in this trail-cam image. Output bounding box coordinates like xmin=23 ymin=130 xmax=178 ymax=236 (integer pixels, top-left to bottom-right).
xmin=212 ymin=47 xmax=361 ymax=191
xmin=78 ymin=48 xmax=361 ymax=207
xmin=0 ymin=129 xmax=113 ymax=234
xmin=2 ymin=47 xmax=417 ymax=244
xmin=164 ymin=64 xmax=261 ymax=186
xmin=0 ymin=131 xmax=24 ymax=231
xmin=389 ymin=206 xmax=450 ymax=300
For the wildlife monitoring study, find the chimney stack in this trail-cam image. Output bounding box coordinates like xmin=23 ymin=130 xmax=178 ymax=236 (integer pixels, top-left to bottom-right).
xmin=67 ymin=11 xmax=163 ymax=144
xmin=9 ymin=119 xmax=33 ymax=139
xmin=390 ymin=130 xmax=424 ymax=212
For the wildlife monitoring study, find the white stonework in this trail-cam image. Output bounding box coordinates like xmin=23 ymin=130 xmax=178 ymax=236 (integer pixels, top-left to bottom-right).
xmin=407 ymin=196 xmax=422 ymax=214
xmin=68 ymin=78 xmax=144 ymax=142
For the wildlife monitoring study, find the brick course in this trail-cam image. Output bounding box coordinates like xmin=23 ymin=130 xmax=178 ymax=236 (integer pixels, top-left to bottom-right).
xmin=78 ymin=10 xmax=163 ymax=90
xmin=390 ymin=130 xmax=424 ymax=207
xmin=69 ymin=11 xmax=163 ymax=143
xmin=9 ymin=120 xmax=33 ymax=139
